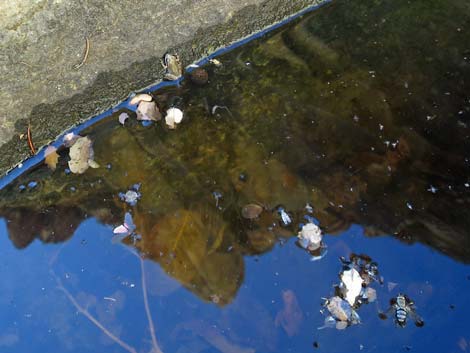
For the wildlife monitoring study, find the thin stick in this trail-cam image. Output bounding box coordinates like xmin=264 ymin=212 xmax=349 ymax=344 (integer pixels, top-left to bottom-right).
xmin=27 ymin=123 xmax=36 ymax=155
xmin=73 ymin=37 xmax=90 ymax=70
xmin=139 ymin=257 xmax=163 ymax=353
xmin=54 ymin=275 xmax=137 ymax=353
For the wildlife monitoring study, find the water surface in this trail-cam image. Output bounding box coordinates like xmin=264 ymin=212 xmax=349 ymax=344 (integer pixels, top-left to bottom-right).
xmin=1 ymin=0 xmax=470 ymax=352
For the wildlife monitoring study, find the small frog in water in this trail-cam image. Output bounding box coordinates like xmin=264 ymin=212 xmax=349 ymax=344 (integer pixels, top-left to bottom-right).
xmin=162 ymin=53 xmax=182 ymax=81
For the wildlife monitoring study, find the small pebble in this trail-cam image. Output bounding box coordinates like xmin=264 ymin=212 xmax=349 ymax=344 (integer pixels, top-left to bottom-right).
xmin=241 ymin=204 xmax=263 ymax=219
xmin=239 ymin=172 xmax=248 ymax=182
xmin=189 ymin=67 xmax=209 ymax=85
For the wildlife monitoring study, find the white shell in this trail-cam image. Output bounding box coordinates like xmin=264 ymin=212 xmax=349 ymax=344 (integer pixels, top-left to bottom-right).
xmin=119 ymin=112 xmax=129 ymax=125
xmin=165 ymin=108 xmax=184 ymax=129
xmin=129 ymin=93 xmax=152 ymax=106
xmin=341 ymin=268 xmax=364 ymax=306
xmin=137 ymin=101 xmax=161 ymax=121
xmin=63 ymin=132 xmax=80 ymax=147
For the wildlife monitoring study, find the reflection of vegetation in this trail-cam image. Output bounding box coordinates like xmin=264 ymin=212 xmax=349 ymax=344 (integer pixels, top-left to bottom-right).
xmin=1 ymin=0 xmax=470 ymax=315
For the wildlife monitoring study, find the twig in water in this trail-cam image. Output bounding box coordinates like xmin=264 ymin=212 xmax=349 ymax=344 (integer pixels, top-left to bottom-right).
xmin=53 ymin=273 xmax=137 ymax=353
xmin=27 ymin=123 xmax=36 ymax=155
xmin=73 ymin=37 xmax=90 ymax=70
xmin=139 ymin=257 xmax=163 ymax=353
xmin=211 ymin=105 xmax=233 ymax=118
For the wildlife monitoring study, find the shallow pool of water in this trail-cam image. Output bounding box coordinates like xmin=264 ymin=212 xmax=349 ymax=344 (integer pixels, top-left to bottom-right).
xmin=1 ymin=0 xmax=470 ymax=352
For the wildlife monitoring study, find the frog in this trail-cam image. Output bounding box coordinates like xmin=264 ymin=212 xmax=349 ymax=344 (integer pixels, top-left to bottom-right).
xmin=162 ymin=53 xmax=182 ymax=81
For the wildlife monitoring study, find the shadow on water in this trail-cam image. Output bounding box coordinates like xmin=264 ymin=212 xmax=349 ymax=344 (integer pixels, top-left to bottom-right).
xmin=1 ymin=0 xmax=470 ymax=352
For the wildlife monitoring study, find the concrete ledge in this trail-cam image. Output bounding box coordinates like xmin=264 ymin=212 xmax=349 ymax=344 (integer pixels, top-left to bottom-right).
xmin=0 ymin=0 xmax=327 ymax=176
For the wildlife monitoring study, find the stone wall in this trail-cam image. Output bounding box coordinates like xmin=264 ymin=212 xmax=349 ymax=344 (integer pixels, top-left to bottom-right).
xmin=0 ymin=0 xmax=327 ymax=175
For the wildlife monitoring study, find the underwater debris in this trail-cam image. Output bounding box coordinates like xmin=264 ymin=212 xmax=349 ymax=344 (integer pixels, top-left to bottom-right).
xmin=277 ymin=206 xmax=292 ymax=226
xmin=119 ymin=184 xmax=141 ymax=207
xmin=341 ymin=254 xmax=383 ymax=286
xmin=380 ymin=294 xmax=424 ymax=328
xmin=189 ymin=67 xmax=209 ymax=85
xmin=340 ymin=268 xmax=364 ymax=306
xmin=136 ymin=101 xmax=161 ymax=121
xmin=297 ymin=222 xmax=322 ymax=252
xmin=209 ymin=58 xmax=222 ymax=67
xmin=322 ymin=296 xmax=360 ymax=330
xmin=44 ymin=146 xmax=59 ymax=171
xmin=165 ymin=107 xmax=184 ymax=129
xmin=113 ymin=212 xmax=136 ymax=237
xmin=68 ymin=136 xmax=99 ymax=174
xmin=119 ymin=112 xmax=130 ymax=125
xmin=112 ymin=212 xmax=142 ymax=245
xmin=63 ymin=132 xmax=80 ymax=147
xmin=241 ymin=203 xmax=263 ymax=219
xmin=320 ymin=255 xmax=382 ymax=329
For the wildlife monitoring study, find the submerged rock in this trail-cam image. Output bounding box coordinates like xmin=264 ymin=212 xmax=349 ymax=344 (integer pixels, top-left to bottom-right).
xmin=190 ymin=67 xmax=209 ymax=85
xmin=136 ymin=101 xmax=161 ymax=121
xmin=241 ymin=203 xmax=263 ymax=219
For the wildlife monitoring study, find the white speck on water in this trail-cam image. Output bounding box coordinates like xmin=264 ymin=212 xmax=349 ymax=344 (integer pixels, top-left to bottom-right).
xmin=118 ymin=112 xmax=129 ymax=125
xmin=305 ymin=203 xmax=314 ymax=213
xmin=406 ymin=202 xmax=413 ymax=210
xmin=427 ymin=185 xmax=438 ymax=194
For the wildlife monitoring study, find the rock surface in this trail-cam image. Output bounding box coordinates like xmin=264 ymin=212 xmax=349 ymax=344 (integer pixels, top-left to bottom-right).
xmin=0 ymin=0 xmax=326 ymax=175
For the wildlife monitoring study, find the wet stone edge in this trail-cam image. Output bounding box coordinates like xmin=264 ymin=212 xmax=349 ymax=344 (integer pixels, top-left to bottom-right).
xmin=0 ymin=0 xmax=330 ymax=178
